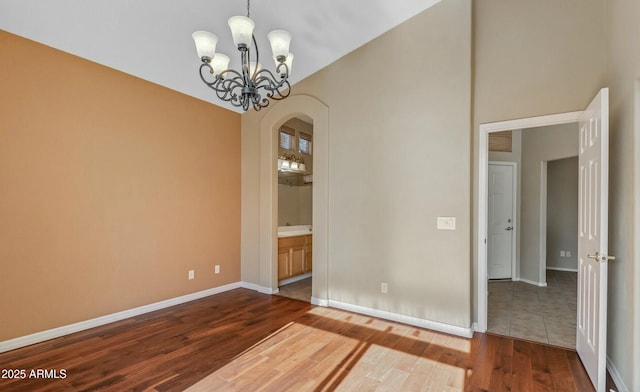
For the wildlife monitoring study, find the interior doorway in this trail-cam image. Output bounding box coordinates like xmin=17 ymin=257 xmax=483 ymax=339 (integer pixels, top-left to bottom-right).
xmin=478 ymin=110 xmax=582 ymax=333
xmin=480 ymin=89 xmax=611 ymax=390
xmin=257 ymin=94 xmax=329 ymax=306
xmin=485 ymin=123 xmax=579 ymax=348
xmin=275 ymin=117 xmax=314 ymax=302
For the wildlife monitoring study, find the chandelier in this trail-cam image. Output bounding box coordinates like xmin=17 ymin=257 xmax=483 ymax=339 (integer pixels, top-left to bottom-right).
xmin=192 ymin=0 xmax=293 ymax=111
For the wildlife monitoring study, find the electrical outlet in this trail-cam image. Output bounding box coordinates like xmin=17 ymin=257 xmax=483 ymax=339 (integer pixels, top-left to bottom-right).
xmin=381 ymin=282 xmax=388 ymax=294
xmin=214 ymin=265 xmax=220 ymax=274
xmin=560 ymin=251 xmax=566 ymax=257
xmin=188 ymin=270 xmax=195 ymax=280
xmin=566 ymin=251 xmax=571 ymax=257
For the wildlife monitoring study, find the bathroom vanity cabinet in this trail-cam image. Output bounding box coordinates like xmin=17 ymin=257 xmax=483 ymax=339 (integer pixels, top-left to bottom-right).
xmin=277 ymin=234 xmax=312 ymax=280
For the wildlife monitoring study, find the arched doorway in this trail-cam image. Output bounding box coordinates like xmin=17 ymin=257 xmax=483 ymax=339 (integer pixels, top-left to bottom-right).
xmin=259 ymin=95 xmax=329 ymax=304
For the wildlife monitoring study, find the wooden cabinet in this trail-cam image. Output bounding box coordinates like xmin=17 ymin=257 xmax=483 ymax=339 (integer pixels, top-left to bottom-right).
xmin=304 ymin=235 xmax=312 ymax=273
xmin=278 ymin=235 xmax=312 ymax=281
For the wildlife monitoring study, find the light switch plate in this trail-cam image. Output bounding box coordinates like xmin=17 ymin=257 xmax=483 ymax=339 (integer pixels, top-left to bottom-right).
xmin=437 ymin=217 xmax=456 ymax=230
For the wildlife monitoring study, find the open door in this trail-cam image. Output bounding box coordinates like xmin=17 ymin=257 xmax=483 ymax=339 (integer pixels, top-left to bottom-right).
xmin=577 ymin=88 xmax=613 ymax=392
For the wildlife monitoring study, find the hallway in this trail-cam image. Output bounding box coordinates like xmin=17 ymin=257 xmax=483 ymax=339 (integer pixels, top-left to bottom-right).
xmin=488 ymin=270 xmax=577 ymax=349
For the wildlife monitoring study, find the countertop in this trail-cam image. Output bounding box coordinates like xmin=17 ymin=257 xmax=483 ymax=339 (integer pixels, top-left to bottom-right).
xmin=278 ymin=225 xmax=312 ymax=238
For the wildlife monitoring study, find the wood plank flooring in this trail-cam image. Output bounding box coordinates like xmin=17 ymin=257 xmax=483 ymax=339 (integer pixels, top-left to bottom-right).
xmin=0 ymin=288 xmax=603 ymax=391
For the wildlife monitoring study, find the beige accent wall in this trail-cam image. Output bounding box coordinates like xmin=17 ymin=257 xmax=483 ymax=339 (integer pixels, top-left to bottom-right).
xmin=242 ymin=0 xmax=472 ymax=328
xmin=0 ymin=30 xmax=241 ymax=342
xmin=546 ymin=157 xmax=578 ymax=271
xmin=519 ymin=124 xmax=578 ymax=283
xmin=605 ymin=0 xmax=640 ymax=388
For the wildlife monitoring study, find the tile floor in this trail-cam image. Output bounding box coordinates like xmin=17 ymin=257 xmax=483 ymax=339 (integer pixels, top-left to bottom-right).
xmin=276 ymin=277 xmax=312 ymax=302
xmin=488 ymin=270 xmax=577 ymax=349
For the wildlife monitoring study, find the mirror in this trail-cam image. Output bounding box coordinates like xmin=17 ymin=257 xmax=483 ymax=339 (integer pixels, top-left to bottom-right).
xmin=277 ymin=117 xmax=313 ymax=227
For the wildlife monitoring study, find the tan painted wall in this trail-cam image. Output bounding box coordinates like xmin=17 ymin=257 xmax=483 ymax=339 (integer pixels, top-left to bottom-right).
xmin=605 ymin=0 xmax=640 ymax=388
xmin=0 ymin=30 xmax=241 ymax=341
xmin=243 ymin=0 xmax=472 ymax=328
xmin=520 ymin=124 xmax=578 ymax=283
xmin=546 ymin=157 xmax=578 ymax=271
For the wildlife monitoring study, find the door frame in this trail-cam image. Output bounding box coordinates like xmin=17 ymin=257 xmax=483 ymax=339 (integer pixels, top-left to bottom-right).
xmin=487 ymin=161 xmax=518 ymax=280
xmin=477 ymin=110 xmax=582 ymax=332
xmin=635 ymin=80 xmax=640 ymax=387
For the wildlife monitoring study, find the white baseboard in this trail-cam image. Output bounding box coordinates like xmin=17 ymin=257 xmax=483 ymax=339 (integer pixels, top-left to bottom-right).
xmin=310 ymin=296 xmax=328 ymax=306
xmin=546 ymin=266 xmax=578 ymax=272
xmin=0 ymin=282 xmax=246 ymax=354
xmin=514 ymin=277 xmax=547 ymax=287
xmin=1 ymin=282 xmax=474 ymax=357
xmin=607 ymin=356 xmax=629 ymax=392
xmin=327 ymin=299 xmax=474 ymax=338
xmin=279 ymin=273 xmax=312 ymax=286
xmin=239 ymin=281 xmax=279 ymax=294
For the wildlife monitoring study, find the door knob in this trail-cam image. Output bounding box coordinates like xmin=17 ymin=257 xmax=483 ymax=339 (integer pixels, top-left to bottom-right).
xmin=505 ymin=226 xmax=513 ymax=231
xmin=587 ymin=252 xmax=616 ymax=262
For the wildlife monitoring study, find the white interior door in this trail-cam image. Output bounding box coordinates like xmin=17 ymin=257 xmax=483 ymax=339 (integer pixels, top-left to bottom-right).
xmin=577 ymin=88 xmax=611 ymax=392
xmin=488 ymin=163 xmax=515 ymax=279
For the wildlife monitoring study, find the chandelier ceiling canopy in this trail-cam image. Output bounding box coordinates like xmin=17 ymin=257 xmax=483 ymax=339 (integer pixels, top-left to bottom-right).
xmin=192 ymin=0 xmax=293 ymax=111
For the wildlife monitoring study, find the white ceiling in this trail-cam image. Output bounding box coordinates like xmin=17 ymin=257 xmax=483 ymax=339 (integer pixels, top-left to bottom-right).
xmin=0 ymin=0 xmax=440 ymax=112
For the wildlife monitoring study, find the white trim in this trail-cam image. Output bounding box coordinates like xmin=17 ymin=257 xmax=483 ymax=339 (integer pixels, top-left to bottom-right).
xmin=514 ymin=277 xmax=548 ymax=287
xmin=311 ymin=296 xmax=329 ymax=306
xmin=539 ymin=161 xmax=548 ymax=286
xmin=546 ymin=266 xmax=578 ymax=273
xmin=279 ymin=273 xmax=312 ymax=286
xmin=488 ymin=161 xmax=518 ymax=281
xmin=0 ymin=282 xmax=246 ymax=354
xmin=634 ymin=79 xmax=640 ymax=392
xmin=477 ymin=111 xmax=581 ymax=332
xmin=239 ymin=281 xmax=280 ymax=294
xmin=607 ymin=355 xmax=629 ymax=392
xmin=328 ymin=300 xmax=474 ymax=338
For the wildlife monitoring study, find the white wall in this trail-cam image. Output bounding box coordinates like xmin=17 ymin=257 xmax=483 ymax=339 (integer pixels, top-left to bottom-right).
xmin=546 ymin=157 xmax=578 ymax=271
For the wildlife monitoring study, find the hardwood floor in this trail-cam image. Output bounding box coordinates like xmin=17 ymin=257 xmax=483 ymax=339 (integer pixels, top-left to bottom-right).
xmin=0 ymin=288 xmax=601 ymax=391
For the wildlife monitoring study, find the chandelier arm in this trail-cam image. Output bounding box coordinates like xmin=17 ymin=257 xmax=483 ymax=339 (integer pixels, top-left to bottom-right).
xmin=198 ymin=64 xmax=245 ymax=96
xmin=217 ymin=75 xmax=246 ymax=103
xmin=253 ymin=69 xmax=291 ymax=99
xmin=251 ymin=35 xmax=260 ymax=81
xmin=198 ymin=65 xmax=238 ymax=96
